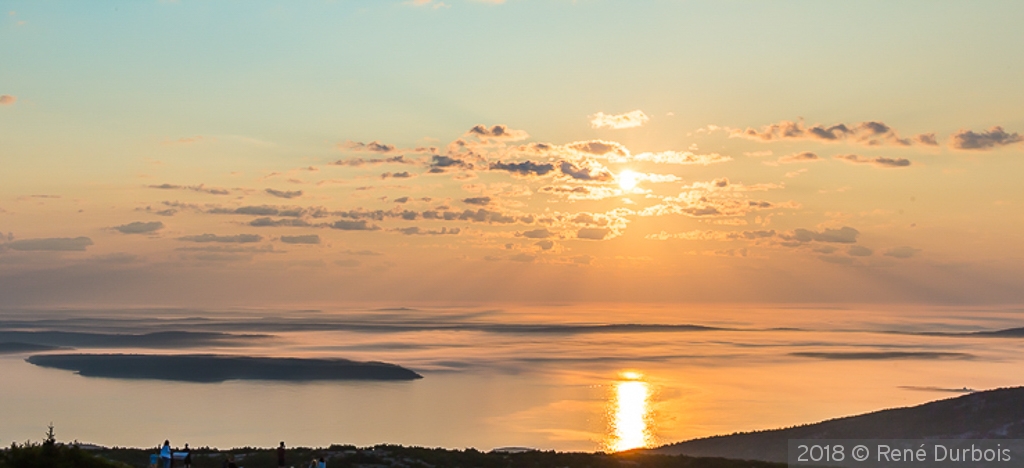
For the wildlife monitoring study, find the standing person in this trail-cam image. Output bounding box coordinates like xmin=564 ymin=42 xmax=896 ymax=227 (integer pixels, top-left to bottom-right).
xmin=277 ymin=441 xmax=287 ymax=468
xmin=182 ymin=443 xmax=192 ymax=468
xmin=160 ymin=440 xmax=172 ymax=468
xmin=317 ymin=456 xmax=326 ymax=468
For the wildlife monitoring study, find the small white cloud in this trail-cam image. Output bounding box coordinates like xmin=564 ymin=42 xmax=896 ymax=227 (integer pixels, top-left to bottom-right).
xmin=589 ymin=110 xmax=650 ymax=130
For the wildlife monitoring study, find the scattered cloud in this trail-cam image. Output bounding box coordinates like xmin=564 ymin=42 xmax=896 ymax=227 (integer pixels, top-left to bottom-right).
xmin=422 ymin=208 xmax=528 ymax=225
xmin=559 ymin=140 xmax=730 ymax=166
xmin=0 ymin=95 xmax=16 ymax=106
xmin=428 ymin=154 xmax=472 ymax=173
xmin=731 ymin=119 xmax=933 ymax=146
xmin=344 ymin=249 xmax=381 ymax=256
xmin=200 ymin=204 xmax=325 ymax=218
xmin=143 ymin=207 xmax=178 ymax=216
xmin=577 ymin=227 xmax=611 ymax=240
xmin=462 ymin=197 xmax=491 ymax=206
xmin=521 ymin=228 xmax=554 ymax=239
xmin=649 ymin=226 xmax=860 ymax=247
xmin=5 ymin=237 xmax=93 ymax=251
xmin=177 ymin=245 xmax=276 ymax=254
xmin=114 ymin=221 xmax=164 ymax=234
xmin=330 ymin=220 xmax=381 ymax=231
xmin=339 ymin=140 xmax=397 ymax=153
xmin=949 ymin=126 xmax=1022 ymax=150
xmin=265 ymin=188 xmax=303 ymax=199
xmin=381 ymin=171 xmax=414 ymax=179
xmin=148 ymin=183 xmax=231 ymax=195
xmin=489 ymin=161 xmax=556 ymax=177
xmin=178 ymin=234 xmax=263 ymax=243
xmin=558 ymin=160 xmax=613 ymax=181
xmin=645 ymin=230 xmax=772 ymax=241
xmin=638 ymin=178 xmax=793 ymax=219
xmin=589 ymin=110 xmax=650 ymax=130
xmin=913 ymin=133 xmax=938 ymax=146
xmin=330 ymin=155 xmax=414 ymax=167
xmin=565 ymin=140 xmax=630 ymax=159
xmin=392 ymin=227 xmax=461 ymax=236
xmin=785 ymin=226 xmax=859 ymax=244
xmin=834 ymin=154 xmax=911 ymax=168
xmin=467 ymin=124 xmax=529 ymax=141
xmin=848 ymin=245 xmax=873 ymax=257
xmin=771 ymin=151 xmax=820 ymax=165
xmin=280 ymin=235 xmax=321 ymax=245
xmin=631 ymin=151 xmax=731 ymax=166
xmin=249 ymin=217 xmax=312 ymax=227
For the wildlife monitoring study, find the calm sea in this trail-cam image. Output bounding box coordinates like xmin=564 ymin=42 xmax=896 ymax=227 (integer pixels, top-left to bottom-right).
xmin=1 ymin=304 xmax=1022 ymax=452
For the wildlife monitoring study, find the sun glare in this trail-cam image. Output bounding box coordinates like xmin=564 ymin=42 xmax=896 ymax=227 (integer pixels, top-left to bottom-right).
xmin=617 ymin=170 xmax=640 ymax=191
xmin=620 ymin=371 xmax=643 ymax=381
xmin=607 ymin=372 xmax=653 ymax=452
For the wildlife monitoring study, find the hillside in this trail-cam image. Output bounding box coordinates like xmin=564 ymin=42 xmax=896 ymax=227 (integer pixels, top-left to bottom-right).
xmin=650 ymin=386 xmax=1024 ymax=463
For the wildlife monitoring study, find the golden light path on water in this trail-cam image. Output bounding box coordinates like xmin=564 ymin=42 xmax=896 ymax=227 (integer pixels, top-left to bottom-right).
xmin=608 ymin=371 xmax=653 ymax=452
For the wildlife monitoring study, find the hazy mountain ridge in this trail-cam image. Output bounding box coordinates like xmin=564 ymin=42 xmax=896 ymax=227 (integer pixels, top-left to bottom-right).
xmin=650 ymin=386 xmax=1024 ymax=463
xmin=0 ymin=330 xmax=265 ymax=348
xmin=0 ymin=341 xmax=63 ymax=354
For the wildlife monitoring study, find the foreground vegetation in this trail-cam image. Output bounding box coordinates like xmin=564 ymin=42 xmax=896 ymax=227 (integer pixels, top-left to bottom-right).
xmin=93 ymin=444 xmax=784 ymax=468
xmin=2 ymin=427 xmax=783 ymax=468
xmin=0 ymin=426 xmax=125 ymax=468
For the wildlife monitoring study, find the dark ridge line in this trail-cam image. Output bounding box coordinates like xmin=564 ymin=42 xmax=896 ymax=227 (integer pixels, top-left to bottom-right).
xmin=0 ymin=342 xmax=66 ymax=354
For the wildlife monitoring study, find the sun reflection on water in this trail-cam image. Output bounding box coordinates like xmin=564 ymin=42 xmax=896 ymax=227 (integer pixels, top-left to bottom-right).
xmin=607 ymin=371 xmax=653 ymax=452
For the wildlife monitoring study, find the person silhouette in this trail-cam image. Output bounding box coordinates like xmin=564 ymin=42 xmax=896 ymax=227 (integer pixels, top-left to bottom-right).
xmin=277 ymin=441 xmax=287 ymax=468
xmin=160 ymin=440 xmax=172 ymax=468
xmin=182 ymin=443 xmax=192 ymax=468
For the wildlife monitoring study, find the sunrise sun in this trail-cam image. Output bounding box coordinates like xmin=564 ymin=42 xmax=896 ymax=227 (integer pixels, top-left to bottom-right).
xmin=617 ymin=170 xmax=640 ymax=191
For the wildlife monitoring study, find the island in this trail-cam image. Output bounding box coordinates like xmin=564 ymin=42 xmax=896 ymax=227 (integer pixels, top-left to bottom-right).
xmin=26 ymin=353 xmax=423 ymax=382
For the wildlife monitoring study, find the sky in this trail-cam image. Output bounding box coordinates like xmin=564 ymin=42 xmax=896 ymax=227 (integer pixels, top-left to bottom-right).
xmin=2 ymin=0 xmax=1024 ymax=306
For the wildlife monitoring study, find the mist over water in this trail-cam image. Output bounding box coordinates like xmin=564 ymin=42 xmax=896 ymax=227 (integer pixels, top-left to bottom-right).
xmin=2 ymin=305 xmax=1023 ymax=452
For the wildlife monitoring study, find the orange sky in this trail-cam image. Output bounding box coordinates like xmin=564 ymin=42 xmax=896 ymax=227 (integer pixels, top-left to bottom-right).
xmin=2 ymin=1 xmax=1023 ymax=306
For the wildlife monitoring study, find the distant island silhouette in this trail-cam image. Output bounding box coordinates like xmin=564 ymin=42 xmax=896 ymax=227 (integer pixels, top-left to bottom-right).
xmin=26 ymin=354 xmax=423 ymax=382
xmin=649 ymin=386 xmax=1024 ymax=463
xmin=0 ymin=330 xmax=265 ymax=349
xmin=0 ymin=342 xmax=63 ymax=354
